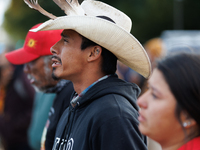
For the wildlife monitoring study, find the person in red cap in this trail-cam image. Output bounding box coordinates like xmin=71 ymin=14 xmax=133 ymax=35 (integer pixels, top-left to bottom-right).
xmin=6 ymin=24 xmax=62 ymax=92
xmin=5 ymin=24 xmax=74 ymax=150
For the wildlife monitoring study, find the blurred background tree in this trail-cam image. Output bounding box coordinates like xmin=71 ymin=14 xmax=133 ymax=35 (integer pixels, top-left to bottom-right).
xmin=2 ymin=0 xmax=200 ymax=46
xmin=3 ymin=0 xmax=65 ymax=43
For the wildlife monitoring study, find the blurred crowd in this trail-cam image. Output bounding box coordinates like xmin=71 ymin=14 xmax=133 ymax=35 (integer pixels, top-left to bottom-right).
xmin=0 ymin=33 xmax=197 ymax=150
xmin=0 ymin=20 xmax=199 ymax=150
xmin=0 ymin=29 xmax=200 ymax=150
xmin=1 ymin=0 xmax=200 ymax=149
xmin=0 ymin=46 xmax=35 ymax=150
xmin=117 ymin=37 xmax=165 ymax=96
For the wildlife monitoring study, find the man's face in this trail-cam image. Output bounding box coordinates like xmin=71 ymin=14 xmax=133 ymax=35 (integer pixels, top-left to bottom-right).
xmin=51 ymin=29 xmax=90 ymax=81
xmin=23 ymin=56 xmax=58 ymax=92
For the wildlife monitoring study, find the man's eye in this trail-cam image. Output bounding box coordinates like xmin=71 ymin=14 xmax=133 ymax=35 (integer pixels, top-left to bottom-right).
xmin=64 ymin=39 xmax=68 ymax=42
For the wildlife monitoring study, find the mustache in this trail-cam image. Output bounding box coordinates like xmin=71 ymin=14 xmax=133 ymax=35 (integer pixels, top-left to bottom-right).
xmin=51 ymin=55 xmax=62 ymax=64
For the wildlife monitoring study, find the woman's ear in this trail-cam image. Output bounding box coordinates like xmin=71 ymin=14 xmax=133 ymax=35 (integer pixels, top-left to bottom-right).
xmin=88 ymin=46 xmax=102 ymax=62
xmin=181 ymin=111 xmax=200 ymax=139
xmin=181 ymin=111 xmax=196 ymax=128
xmin=182 ymin=119 xmax=196 ymax=128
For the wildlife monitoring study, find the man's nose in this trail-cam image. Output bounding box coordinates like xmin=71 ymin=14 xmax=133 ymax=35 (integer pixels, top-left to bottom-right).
xmin=50 ymin=47 xmax=55 ymax=55
xmin=50 ymin=41 xmax=59 ymax=55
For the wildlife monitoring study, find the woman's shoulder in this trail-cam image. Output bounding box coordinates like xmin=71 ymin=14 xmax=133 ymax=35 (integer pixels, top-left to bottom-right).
xmin=178 ymin=136 xmax=200 ymax=150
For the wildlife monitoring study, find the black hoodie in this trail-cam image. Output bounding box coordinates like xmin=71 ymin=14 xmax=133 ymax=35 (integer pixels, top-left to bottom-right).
xmin=52 ymin=74 xmax=147 ymax=150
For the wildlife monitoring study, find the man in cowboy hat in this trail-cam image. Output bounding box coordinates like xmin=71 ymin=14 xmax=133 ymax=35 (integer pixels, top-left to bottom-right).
xmin=5 ymin=24 xmax=74 ymax=150
xmin=25 ymin=0 xmax=151 ymax=149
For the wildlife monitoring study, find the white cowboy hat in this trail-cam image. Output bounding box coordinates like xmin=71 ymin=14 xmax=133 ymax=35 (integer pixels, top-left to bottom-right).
xmin=25 ymin=0 xmax=151 ymax=78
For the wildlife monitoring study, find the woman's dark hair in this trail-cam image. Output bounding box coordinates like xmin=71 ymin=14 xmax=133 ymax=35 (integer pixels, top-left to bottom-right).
xmin=156 ymin=53 xmax=200 ymax=131
xmin=79 ymin=15 xmax=117 ymax=75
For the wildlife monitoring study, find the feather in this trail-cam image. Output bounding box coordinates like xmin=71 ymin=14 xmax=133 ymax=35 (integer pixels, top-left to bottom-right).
xmin=24 ymin=0 xmax=57 ymax=19
xmin=53 ymin=0 xmax=85 ymax=16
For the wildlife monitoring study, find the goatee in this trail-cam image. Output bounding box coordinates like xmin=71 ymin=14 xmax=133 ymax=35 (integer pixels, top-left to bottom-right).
xmin=52 ymin=68 xmax=60 ymax=80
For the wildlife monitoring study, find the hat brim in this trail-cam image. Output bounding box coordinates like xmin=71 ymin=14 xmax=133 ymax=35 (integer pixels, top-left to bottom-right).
xmin=31 ymin=16 xmax=151 ymax=78
xmin=5 ymin=47 xmax=40 ymax=65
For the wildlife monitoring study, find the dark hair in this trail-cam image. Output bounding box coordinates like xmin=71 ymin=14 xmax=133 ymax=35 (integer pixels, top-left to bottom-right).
xmin=80 ymin=16 xmax=117 ymax=75
xmin=157 ymin=53 xmax=200 ymax=133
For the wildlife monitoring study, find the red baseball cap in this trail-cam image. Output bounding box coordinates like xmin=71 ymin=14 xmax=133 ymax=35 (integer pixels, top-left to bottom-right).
xmin=5 ymin=23 xmax=63 ymax=65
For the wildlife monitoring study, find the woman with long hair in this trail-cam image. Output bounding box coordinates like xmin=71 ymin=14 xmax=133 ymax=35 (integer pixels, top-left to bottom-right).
xmin=137 ymin=53 xmax=200 ymax=150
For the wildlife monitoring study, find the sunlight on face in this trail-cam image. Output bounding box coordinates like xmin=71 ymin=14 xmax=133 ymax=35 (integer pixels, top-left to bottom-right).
xmin=137 ymin=69 xmax=183 ymax=144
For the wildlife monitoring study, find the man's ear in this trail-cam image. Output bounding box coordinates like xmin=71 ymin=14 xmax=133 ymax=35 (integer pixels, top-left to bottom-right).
xmin=88 ymin=46 xmax=102 ymax=62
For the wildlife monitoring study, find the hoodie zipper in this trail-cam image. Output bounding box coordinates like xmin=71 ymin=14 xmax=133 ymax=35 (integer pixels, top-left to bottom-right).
xmin=54 ymin=106 xmax=75 ymax=149
xmin=60 ymin=106 xmax=77 ymax=149
xmin=65 ymin=107 xmax=76 ymax=141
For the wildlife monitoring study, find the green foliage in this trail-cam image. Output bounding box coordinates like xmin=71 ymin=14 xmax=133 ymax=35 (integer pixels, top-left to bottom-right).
xmin=3 ymin=0 xmax=64 ymax=43
xmin=101 ymin=0 xmax=174 ymax=43
xmin=184 ymin=0 xmax=200 ymax=29
xmin=3 ymin=0 xmax=200 ymax=45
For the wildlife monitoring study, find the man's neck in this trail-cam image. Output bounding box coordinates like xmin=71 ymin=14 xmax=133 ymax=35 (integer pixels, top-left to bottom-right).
xmin=73 ymin=73 xmax=105 ymax=94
